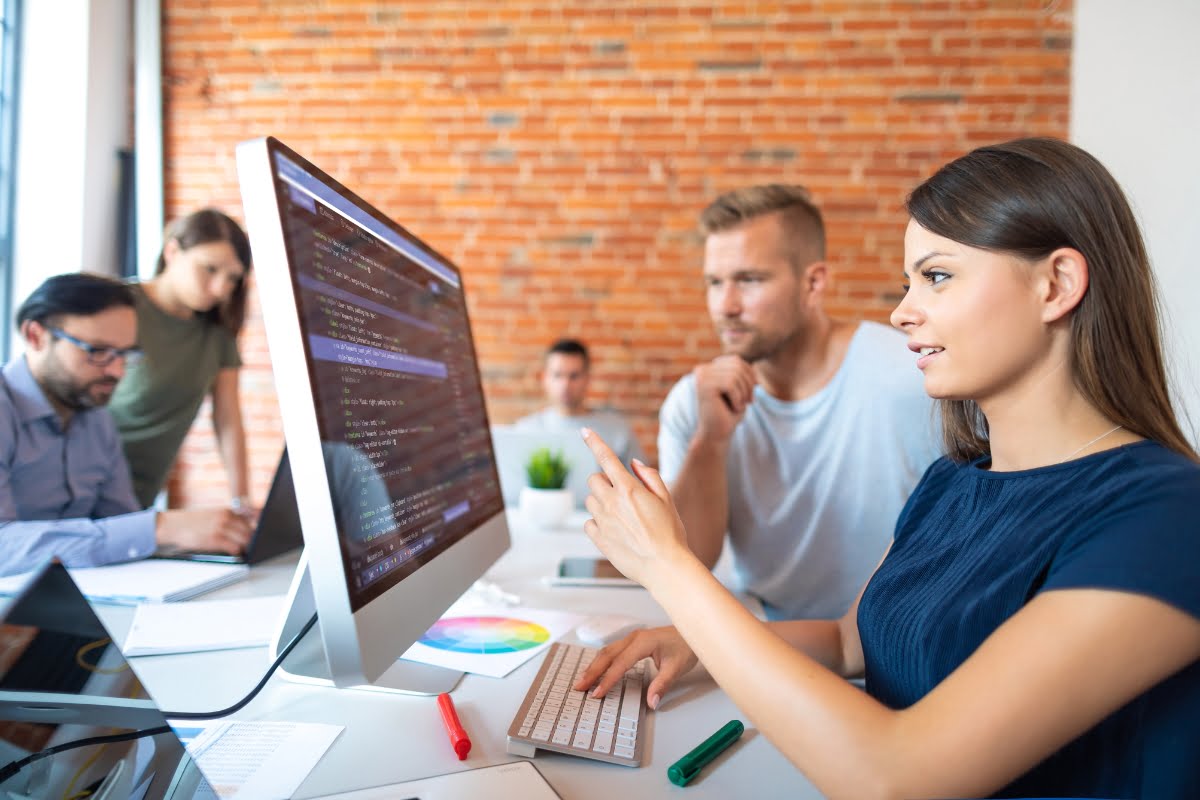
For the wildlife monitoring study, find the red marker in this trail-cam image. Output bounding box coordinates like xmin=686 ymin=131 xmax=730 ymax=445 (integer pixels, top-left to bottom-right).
xmin=437 ymin=692 xmax=472 ymax=760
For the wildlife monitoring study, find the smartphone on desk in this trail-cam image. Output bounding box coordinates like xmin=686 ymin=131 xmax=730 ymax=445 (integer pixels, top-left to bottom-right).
xmin=548 ymin=557 xmax=639 ymax=587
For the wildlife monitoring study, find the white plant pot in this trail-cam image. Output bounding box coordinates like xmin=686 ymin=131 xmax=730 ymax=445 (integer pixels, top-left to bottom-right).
xmin=519 ymin=487 xmax=574 ymax=529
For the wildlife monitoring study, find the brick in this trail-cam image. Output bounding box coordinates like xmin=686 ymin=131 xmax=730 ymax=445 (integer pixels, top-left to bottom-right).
xmin=161 ymin=0 xmax=1071 ymax=492
xmin=696 ymin=59 xmax=763 ymax=72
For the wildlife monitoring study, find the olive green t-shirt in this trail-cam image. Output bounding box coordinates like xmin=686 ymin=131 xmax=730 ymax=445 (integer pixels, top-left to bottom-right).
xmin=108 ymin=284 xmax=242 ymax=507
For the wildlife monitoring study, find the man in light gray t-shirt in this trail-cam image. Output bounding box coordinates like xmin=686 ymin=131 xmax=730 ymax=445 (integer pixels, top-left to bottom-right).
xmin=660 ymin=186 xmax=940 ymax=620
xmin=516 ymin=338 xmax=644 ymax=466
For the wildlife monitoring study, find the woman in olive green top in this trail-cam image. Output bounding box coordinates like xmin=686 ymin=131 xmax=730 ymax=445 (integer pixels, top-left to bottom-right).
xmin=109 ymin=209 xmax=255 ymax=512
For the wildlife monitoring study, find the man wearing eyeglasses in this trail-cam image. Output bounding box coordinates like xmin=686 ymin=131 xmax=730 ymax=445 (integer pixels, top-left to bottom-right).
xmin=0 ymin=273 xmax=252 ymax=576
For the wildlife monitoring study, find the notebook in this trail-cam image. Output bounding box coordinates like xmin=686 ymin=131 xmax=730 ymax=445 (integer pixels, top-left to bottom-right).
xmin=0 ymin=558 xmax=248 ymax=604
xmin=490 ymin=426 xmax=600 ymax=509
xmin=122 ymin=595 xmax=285 ymax=656
xmin=0 ymin=561 xmax=217 ymax=798
xmin=154 ymin=448 xmax=304 ymax=565
xmin=312 ymin=760 xmax=560 ymax=799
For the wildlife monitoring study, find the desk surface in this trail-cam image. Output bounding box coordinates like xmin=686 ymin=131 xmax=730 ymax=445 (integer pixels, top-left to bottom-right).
xmin=102 ymin=512 xmax=820 ymax=799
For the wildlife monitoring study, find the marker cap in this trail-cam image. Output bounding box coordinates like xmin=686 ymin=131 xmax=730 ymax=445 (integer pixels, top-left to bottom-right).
xmin=453 ymin=737 xmax=471 ymax=760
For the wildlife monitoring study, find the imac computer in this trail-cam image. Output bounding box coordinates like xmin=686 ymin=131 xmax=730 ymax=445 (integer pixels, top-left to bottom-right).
xmin=236 ymin=137 xmax=510 ymax=694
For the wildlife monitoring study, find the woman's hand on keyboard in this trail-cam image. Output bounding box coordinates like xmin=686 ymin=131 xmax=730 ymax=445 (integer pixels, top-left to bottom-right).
xmin=574 ymin=626 xmax=698 ymax=711
xmin=579 ymin=427 xmax=693 ymax=592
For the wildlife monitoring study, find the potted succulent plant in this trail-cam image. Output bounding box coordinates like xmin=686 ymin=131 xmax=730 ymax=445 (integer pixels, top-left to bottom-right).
xmin=519 ymin=447 xmax=574 ymax=528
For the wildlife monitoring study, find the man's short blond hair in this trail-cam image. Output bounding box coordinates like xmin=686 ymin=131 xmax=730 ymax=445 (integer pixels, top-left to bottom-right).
xmin=699 ymin=184 xmax=826 ymax=265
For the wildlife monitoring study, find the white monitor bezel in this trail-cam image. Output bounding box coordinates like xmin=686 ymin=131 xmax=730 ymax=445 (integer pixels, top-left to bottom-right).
xmin=235 ymin=136 xmax=510 ymax=687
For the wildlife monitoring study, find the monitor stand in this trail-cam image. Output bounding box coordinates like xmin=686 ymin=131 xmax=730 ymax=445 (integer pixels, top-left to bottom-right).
xmin=269 ymin=551 xmax=464 ymax=696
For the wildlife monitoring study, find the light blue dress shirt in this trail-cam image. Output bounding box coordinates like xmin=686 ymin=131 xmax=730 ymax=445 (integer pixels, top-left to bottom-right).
xmin=0 ymin=355 xmax=157 ymax=576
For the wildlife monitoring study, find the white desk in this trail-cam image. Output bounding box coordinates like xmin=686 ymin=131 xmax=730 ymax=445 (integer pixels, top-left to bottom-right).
xmin=102 ymin=512 xmax=821 ymax=798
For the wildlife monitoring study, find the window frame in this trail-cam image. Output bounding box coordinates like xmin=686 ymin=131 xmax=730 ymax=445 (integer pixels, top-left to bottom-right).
xmin=0 ymin=0 xmax=22 ymax=361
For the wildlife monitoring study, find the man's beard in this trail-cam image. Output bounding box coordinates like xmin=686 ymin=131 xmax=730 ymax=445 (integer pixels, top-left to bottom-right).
xmin=720 ymin=326 xmax=801 ymax=364
xmin=41 ymin=356 xmax=117 ymax=410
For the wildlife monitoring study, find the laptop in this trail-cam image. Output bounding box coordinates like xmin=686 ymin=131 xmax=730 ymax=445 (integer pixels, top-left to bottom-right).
xmin=490 ymin=425 xmax=600 ymax=509
xmin=155 ymin=448 xmax=304 ymax=565
xmin=0 ymin=561 xmax=216 ymax=798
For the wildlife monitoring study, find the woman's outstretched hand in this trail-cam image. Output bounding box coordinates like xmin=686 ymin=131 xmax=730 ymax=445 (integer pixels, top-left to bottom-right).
xmin=579 ymin=427 xmax=693 ymax=592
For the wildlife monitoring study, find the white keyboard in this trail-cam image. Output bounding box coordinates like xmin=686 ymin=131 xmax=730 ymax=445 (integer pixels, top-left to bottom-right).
xmin=506 ymin=642 xmax=647 ymax=767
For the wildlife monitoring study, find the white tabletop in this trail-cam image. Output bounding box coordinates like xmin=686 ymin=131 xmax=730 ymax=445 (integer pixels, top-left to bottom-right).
xmin=104 ymin=512 xmax=821 ymax=798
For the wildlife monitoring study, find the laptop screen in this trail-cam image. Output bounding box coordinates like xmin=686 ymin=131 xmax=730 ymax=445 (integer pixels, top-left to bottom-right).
xmin=490 ymin=425 xmax=599 ymax=509
xmin=0 ymin=562 xmax=215 ymax=798
xmin=155 ymin=448 xmax=303 ymax=565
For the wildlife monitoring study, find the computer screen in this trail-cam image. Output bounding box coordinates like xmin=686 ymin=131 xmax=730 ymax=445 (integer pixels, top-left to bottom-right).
xmin=237 ymin=137 xmax=510 ymax=692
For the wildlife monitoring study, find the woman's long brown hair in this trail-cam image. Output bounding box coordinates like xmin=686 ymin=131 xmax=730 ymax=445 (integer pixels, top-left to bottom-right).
xmin=906 ymin=137 xmax=1197 ymax=463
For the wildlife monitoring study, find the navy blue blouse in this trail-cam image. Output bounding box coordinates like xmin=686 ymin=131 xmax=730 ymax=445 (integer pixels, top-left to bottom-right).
xmin=858 ymin=441 xmax=1200 ymax=799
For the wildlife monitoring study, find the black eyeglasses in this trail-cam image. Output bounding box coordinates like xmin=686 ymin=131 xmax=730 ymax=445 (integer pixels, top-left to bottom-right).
xmin=48 ymin=328 xmax=144 ymax=367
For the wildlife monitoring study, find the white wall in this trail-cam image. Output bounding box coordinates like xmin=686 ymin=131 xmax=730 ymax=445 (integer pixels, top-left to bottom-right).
xmin=11 ymin=1 xmax=89 ymax=312
xmin=1071 ymin=0 xmax=1200 ymax=446
xmin=8 ymin=0 xmax=130 ymax=356
xmin=83 ymin=0 xmax=132 ymax=278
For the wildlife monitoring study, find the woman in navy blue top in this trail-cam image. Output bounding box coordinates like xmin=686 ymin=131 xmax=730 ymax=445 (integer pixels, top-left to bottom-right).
xmin=574 ymin=138 xmax=1200 ymax=799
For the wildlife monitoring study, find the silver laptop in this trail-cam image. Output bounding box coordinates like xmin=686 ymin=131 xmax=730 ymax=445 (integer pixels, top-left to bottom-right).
xmin=155 ymin=448 xmax=303 ymax=565
xmin=490 ymin=425 xmax=600 ymax=509
xmin=0 ymin=561 xmax=216 ymax=798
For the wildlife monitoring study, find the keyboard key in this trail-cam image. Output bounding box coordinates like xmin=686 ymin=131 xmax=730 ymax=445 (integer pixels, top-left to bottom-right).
xmin=619 ymin=685 xmax=641 ymax=727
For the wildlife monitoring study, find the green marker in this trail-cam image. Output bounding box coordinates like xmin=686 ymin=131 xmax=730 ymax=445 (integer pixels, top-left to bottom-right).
xmin=667 ymin=719 xmax=744 ymax=787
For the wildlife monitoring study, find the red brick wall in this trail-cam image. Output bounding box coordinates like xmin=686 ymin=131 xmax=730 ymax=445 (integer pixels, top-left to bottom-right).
xmin=161 ymin=0 xmax=1072 ymax=507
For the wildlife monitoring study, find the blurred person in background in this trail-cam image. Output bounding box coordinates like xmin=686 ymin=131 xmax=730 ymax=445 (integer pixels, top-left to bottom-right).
xmin=109 ymin=208 xmax=257 ymax=517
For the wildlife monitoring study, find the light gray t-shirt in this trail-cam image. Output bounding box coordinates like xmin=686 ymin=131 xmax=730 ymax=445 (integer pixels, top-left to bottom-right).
xmin=658 ymin=322 xmax=941 ymax=620
xmin=515 ymin=408 xmax=644 ymax=466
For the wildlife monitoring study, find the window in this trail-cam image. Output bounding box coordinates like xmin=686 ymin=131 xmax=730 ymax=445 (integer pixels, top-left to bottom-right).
xmin=0 ymin=0 xmax=20 ymax=360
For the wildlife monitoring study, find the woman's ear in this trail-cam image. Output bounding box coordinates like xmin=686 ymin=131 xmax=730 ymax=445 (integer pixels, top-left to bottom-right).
xmin=161 ymin=237 xmax=182 ymax=266
xmin=1040 ymin=247 xmax=1089 ymax=324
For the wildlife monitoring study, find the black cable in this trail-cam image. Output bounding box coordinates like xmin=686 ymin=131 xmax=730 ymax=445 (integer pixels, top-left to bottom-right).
xmin=0 ymin=726 xmax=171 ymax=784
xmin=0 ymin=612 xmax=318 ymax=785
xmin=163 ymin=612 xmax=318 ymax=719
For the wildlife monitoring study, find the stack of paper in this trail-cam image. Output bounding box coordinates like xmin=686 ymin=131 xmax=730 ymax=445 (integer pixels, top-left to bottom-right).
xmin=171 ymin=720 xmax=343 ymax=799
xmin=0 ymin=560 xmax=248 ymax=604
xmin=123 ymin=595 xmax=285 ymax=656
